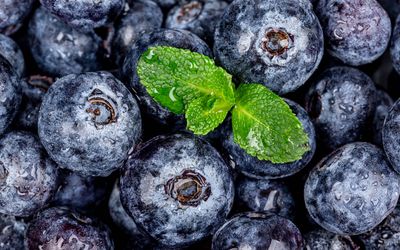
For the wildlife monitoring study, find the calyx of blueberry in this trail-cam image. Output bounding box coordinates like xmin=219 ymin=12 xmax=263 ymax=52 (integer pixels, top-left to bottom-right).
xmin=86 ymin=89 xmax=117 ymax=126
xmin=137 ymin=46 xmax=310 ymax=164
xmin=165 ymin=170 xmax=211 ymax=206
xmin=176 ymin=1 xmax=203 ymax=23
xmin=261 ymin=28 xmax=292 ymax=57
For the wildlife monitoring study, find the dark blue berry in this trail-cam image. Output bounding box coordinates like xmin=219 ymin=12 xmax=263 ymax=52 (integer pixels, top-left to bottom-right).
xmin=391 ymin=14 xmax=400 ymax=76
xmin=222 ymin=99 xmax=316 ymax=179
xmin=358 ymin=203 xmax=400 ymax=249
xmin=236 ymin=176 xmax=296 ymax=220
xmin=120 ymin=133 xmax=234 ymax=247
xmin=0 ymin=34 xmax=24 ymax=77
xmin=214 ymin=0 xmax=323 ymax=94
xmin=0 ymin=214 xmax=27 ymax=249
xmin=0 ymin=55 xmax=21 ymax=136
xmin=212 ymin=212 xmax=304 ymax=250
xmin=0 ymin=131 xmax=59 ymax=217
xmin=53 ymin=169 xmax=112 ymax=212
xmin=28 ymin=7 xmax=102 ymax=77
xmin=14 ymin=75 xmax=52 ymax=131
xmin=304 ymin=142 xmax=400 ymax=235
xmin=108 ymin=181 xmax=154 ymax=250
xmin=304 ymin=229 xmax=359 ymax=249
xmin=26 ymin=207 xmax=114 ymax=249
xmin=382 ymin=98 xmax=400 ymax=174
xmin=165 ymin=0 xmax=228 ymax=44
xmin=112 ymin=0 xmax=163 ymax=66
xmin=305 ymin=67 xmax=377 ymax=151
xmin=121 ymin=28 xmax=211 ymax=130
xmin=38 ymin=71 xmax=142 ymax=177
xmin=0 ymin=0 xmax=34 ymax=35
xmin=315 ymin=0 xmax=391 ymax=66
xmin=372 ymin=89 xmax=393 ymax=147
xmin=39 ymin=0 xmax=126 ymax=31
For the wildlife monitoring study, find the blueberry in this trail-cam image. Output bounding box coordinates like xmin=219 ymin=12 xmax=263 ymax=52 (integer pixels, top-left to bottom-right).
xmin=372 ymin=89 xmax=393 ymax=147
xmin=28 ymin=7 xmax=102 ymax=77
xmin=165 ymin=0 xmax=228 ymax=44
xmin=108 ymin=181 xmax=154 ymax=250
xmin=39 ymin=0 xmax=126 ymax=31
xmin=381 ymin=98 xmax=400 ymax=174
xmin=391 ymin=14 xmax=400 ymax=76
xmin=211 ymin=212 xmax=304 ymax=249
xmin=0 ymin=55 xmax=21 ymax=136
xmin=305 ymin=67 xmax=377 ymax=151
xmin=38 ymin=71 xmax=142 ymax=177
xmin=315 ymin=0 xmax=391 ymax=66
xmin=304 ymin=142 xmax=400 ymax=235
xmin=0 ymin=0 xmax=34 ymax=35
xmin=0 ymin=131 xmax=59 ymax=217
xmin=53 ymin=169 xmax=112 ymax=212
xmin=358 ymin=203 xmax=400 ymax=249
xmin=214 ymin=0 xmax=323 ymax=95
xmin=222 ymin=99 xmax=316 ymax=179
xmin=304 ymin=229 xmax=359 ymax=249
xmin=14 ymin=75 xmax=53 ymax=131
xmin=236 ymin=175 xmax=296 ymax=220
xmin=112 ymin=0 xmax=163 ymax=65
xmin=121 ymin=28 xmax=211 ymax=130
xmin=0 ymin=34 xmax=24 ymax=77
xmin=26 ymin=207 xmax=114 ymax=249
xmin=0 ymin=214 xmax=27 ymax=249
xmin=120 ymin=133 xmax=234 ymax=247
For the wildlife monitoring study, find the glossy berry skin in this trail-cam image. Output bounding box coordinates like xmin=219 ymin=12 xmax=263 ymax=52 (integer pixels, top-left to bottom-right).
xmin=214 ymin=0 xmax=323 ymax=95
xmin=38 ymin=71 xmax=142 ymax=177
xmin=166 ymin=0 xmax=228 ymax=44
xmin=222 ymin=99 xmax=316 ymax=179
xmin=26 ymin=207 xmax=113 ymax=249
xmin=304 ymin=229 xmax=359 ymax=250
xmin=372 ymin=89 xmax=393 ymax=147
xmin=0 ymin=34 xmax=24 ymax=77
xmin=0 ymin=55 xmax=21 ymax=136
xmin=358 ymin=204 xmax=400 ymax=249
xmin=28 ymin=7 xmax=102 ymax=77
xmin=120 ymin=133 xmax=234 ymax=247
xmin=0 ymin=214 xmax=27 ymax=249
xmin=14 ymin=75 xmax=52 ymax=131
xmin=0 ymin=131 xmax=59 ymax=217
xmin=0 ymin=0 xmax=34 ymax=35
xmin=40 ymin=0 xmax=126 ymax=31
xmin=113 ymin=0 xmax=163 ymax=65
xmin=53 ymin=169 xmax=112 ymax=212
xmin=305 ymin=67 xmax=377 ymax=151
xmin=212 ymin=212 xmax=303 ymax=250
xmin=382 ymin=99 xmax=400 ymax=174
xmin=316 ymin=0 xmax=391 ymax=66
xmin=236 ymin=176 xmax=295 ymax=220
xmin=391 ymin=14 xmax=400 ymax=76
xmin=304 ymin=142 xmax=400 ymax=235
xmin=122 ymin=29 xmax=211 ymax=130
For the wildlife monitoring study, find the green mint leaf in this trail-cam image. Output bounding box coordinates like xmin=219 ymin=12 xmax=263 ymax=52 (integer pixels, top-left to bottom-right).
xmin=186 ymin=96 xmax=234 ymax=135
xmin=232 ymin=84 xmax=310 ymax=163
xmin=137 ymin=46 xmax=235 ymax=119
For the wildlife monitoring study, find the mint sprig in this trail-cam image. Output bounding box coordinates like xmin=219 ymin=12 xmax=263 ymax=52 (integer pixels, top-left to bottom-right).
xmin=137 ymin=46 xmax=310 ymax=163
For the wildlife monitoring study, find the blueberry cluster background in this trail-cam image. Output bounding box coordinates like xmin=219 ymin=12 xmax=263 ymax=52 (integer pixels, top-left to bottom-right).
xmin=1 ymin=0 xmax=400 ymax=249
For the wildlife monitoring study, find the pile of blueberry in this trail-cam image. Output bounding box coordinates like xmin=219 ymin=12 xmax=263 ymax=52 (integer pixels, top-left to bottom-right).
xmin=2 ymin=0 xmax=400 ymax=249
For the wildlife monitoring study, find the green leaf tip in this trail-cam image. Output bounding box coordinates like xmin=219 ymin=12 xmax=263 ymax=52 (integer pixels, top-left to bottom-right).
xmin=137 ymin=46 xmax=235 ymax=134
xmin=137 ymin=46 xmax=310 ymax=163
xmin=232 ymin=84 xmax=310 ymax=163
